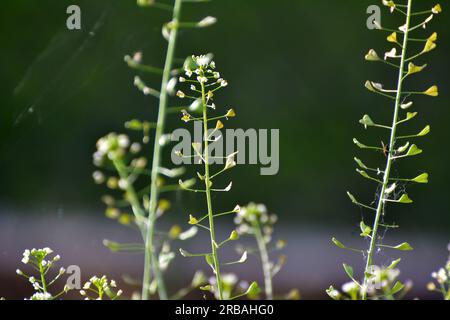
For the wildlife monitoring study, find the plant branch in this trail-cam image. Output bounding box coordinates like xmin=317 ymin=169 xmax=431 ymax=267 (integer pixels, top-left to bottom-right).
xmin=252 ymin=219 xmax=273 ymax=300
xmin=142 ymin=0 xmax=183 ymax=300
xmin=361 ymin=0 xmax=413 ymax=300
xmin=201 ymin=79 xmax=224 ymax=300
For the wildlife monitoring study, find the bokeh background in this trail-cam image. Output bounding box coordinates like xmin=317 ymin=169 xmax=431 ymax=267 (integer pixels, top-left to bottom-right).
xmin=0 ymin=0 xmax=449 ymax=299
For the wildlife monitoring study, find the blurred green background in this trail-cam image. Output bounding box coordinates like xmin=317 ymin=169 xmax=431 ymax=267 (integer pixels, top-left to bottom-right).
xmin=0 ymin=0 xmax=449 ymax=299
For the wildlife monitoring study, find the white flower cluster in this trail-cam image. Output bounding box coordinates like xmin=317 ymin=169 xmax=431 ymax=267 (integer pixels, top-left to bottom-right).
xmin=234 ymin=203 xmax=278 ymax=239
xmin=176 ymin=55 xmax=228 ymax=102
xmin=29 ymin=292 xmax=53 ymax=300
xmin=93 ymin=133 xmax=130 ymax=167
xmin=20 ymin=247 xmax=57 ymax=266
xmin=206 ymin=273 xmax=254 ymax=300
xmin=427 ymin=244 xmax=450 ymax=297
xmin=80 ymin=275 xmax=122 ymax=300
xmin=16 ymin=247 xmax=71 ymax=300
xmin=328 ymin=265 xmax=407 ymax=300
xmin=431 ymin=268 xmax=448 ymax=284
xmin=431 ymin=244 xmax=450 ymax=284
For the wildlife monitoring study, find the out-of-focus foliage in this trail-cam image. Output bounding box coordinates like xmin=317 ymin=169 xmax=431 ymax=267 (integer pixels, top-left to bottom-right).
xmin=0 ymin=0 xmax=449 ymax=231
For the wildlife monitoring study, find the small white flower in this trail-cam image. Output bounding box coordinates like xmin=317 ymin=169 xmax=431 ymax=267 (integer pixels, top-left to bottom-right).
xmin=432 ymin=268 xmax=448 ymax=284
xmin=30 ymin=292 xmax=52 ymax=300
xmin=16 ymin=269 xmax=23 ymax=275
xmin=92 ymin=171 xmax=105 ymax=184
xmin=80 ymin=290 xmax=86 ymax=296
xmin=197 ymin=16 xmax=217 ymax=28
xmin=179 ymin=77 xmax=186 ymax=82
xmin=43 ymin=247 xmax=53 ymax=254
xmin=341 ymin=281 xmax=359 ymax=293
xmin=33 ymin=282 xmax=40 ymax=290
xmin=118 ymin=178 xmax=129 ymax=190
xmin=194 ymin=54 xmax=212 ymax=67
xmin=142 ymin=87 xmax=151 ymax=95
xmin=130 ymin=142 xmax=141 ymax=154
xmin=220 ymin=80 xmax=228 ymax=87
xmin=132 ymin=51 xmax=142 ymax=63
xmin=97 ymin=137 xmax=110 ymax=154
xmin=384 ymin=47 xmax=398 ymax=60
xmin=118 ymin=134 xmax=129 ymax=148
xmin=29 ymin=277 xmax=36 ymax=284
xmin=176 ymin=90 xmax=186 ymax=98
xmin=116 ymin=289 xmax=123 ymax=297
xmin=59 ymin=267 xmax=66 ymax=275
xmin=110 ymin=280 xmax=117 ymax=288
xmin=190 ymin=85 xmax=196 ymax=91
xmin=327 ymin=288 xmax=340 ymax=299
xmin=53 ymin=254 xmax=61 ymax=262
xmin=386 ymin=268 xmax=400 ymax=282
xmin=90 ymin=276 xmax=99 ymax=282
xmin=22 ymin=250 xmax=30 ymax=264
xmin=197 ymin=76 xmax=208 ymax=83
xmin=185 ymin=69 xmax=193 ymax=77
xmin=222 ymin=273 xmax=238 ymax=286
xmin=133 ymin=157 xmax=147 ymax=169
xmin=167 ymin=77 xmax=177 ymax=95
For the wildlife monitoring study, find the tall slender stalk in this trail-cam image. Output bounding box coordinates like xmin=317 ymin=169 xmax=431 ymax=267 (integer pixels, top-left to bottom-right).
xmin=252 ymin=219 xmax=273 ymax=300
xmin=329 ymin=0 xmax=442 ymax=300
xmin=142 ymin=0 xmax=183 ymax=300
xmin=361 ymin=0 xmax=413 ymax=300
xmin=177 ymin=56 xmax=260 ymax=300
xmin=200 ymin=80 xmax=224 ymax=300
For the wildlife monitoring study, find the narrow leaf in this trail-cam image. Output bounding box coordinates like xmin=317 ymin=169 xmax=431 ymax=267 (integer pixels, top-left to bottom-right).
xmin=393 ymin=242 xmax=414 ymax=251
xmin=332 ymin=237 xmax=346 ymax=249
xmin=390 ymin=281 xmax=405 ymax=295
xmin=387 ymin=258 xmax=401 ymax=270
xmin=354 ymin=157 xmax=368 ymax=170
xmin=343 ymin=263 xmax=354 ymax=279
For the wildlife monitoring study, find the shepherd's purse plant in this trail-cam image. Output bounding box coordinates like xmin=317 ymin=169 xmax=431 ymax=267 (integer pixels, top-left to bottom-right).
xmin=15 ymin=247 xmax=71 ymax=300
xmin=330 ymin=0 xmax=442 ymax=300
xmin=176 ymin=54 xmax=260 ymax=300
xmin=234 ymin=203 xmax=299 ymax=300
xmin=427 ymin=244 xmax=450 ymax=300
xmin=93 ymin=0 xmax=218 ymax=300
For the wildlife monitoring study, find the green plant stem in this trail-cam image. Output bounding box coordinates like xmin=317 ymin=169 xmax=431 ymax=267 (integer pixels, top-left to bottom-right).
xmin=201 ymin=80 xmax=224 ymax=300
xmin=39 ymin=263 xmax=47 ymax=293
xmin=113 ymin=159 xmax=168 ymax=299
xmin=252 ymin=219 xmax=273 ymax=300
xmin=361 ymin=0 xmax=413 ymax=300
xmin=142 ymin=0 xmax=183 ymax=300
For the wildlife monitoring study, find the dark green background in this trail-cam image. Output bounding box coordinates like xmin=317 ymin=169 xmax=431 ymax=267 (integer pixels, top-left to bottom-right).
xmin=1 ymin=0 xmax=448 ymax=228
xmin=0 ymin=0 xmax=448 ymax=298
